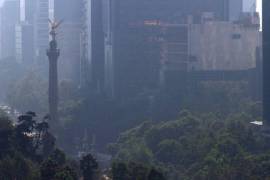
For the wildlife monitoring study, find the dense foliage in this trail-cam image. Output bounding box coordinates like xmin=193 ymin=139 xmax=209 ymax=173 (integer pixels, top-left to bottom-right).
xmin=0 ymin=113 xmax=165 ymax=179
xmin=0 ymin=112 xmax=80 ymax=179
xmin=109 ymin=111 xmax=270 ymax=179
xmin=111 ymin=161 xmax=166 ymax=180
xmin=2 ymin=65 xmax=265 ymax=179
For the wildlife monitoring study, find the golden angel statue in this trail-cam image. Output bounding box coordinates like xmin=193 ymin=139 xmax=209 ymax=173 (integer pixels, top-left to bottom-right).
xmin=48 ymin=19 xmax=63 ymax=41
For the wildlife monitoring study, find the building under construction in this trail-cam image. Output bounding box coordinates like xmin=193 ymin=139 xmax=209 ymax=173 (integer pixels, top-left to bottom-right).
xmin=102 ymin=0 xmax=245 ymax=98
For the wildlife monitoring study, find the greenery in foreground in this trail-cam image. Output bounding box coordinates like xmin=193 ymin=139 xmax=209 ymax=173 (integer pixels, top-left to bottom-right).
xmin=2 ymin=64 xmax=266 ymax=179
xmin=0 ymin=112 xmax=164 ymax=179
xmin=109 ymin=111 xmax=270 ymax=180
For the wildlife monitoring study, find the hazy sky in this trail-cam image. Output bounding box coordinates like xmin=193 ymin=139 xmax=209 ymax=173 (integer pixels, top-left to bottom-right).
xmin=0 ymin=0 xmax=263 ymax=10
xmin=0 ymin=0 xmax=263 ymax=17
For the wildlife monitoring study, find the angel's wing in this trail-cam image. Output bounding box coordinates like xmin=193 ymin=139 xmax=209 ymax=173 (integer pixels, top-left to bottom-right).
xmin=48 ymin=18 xmax=53 ymax=25
xmin=55 ymin=19 xmax=64 ymax=29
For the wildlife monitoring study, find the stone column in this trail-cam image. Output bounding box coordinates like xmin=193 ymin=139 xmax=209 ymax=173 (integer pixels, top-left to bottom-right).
xmin=47 ymin=40 xmax=60 ymax=123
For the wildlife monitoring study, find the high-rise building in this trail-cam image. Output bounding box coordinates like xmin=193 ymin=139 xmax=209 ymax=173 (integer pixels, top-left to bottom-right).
xmin=16 ymin=0 xmax=49 ymax=66
xmin=263 ymin=0 xmax=270 ymax=125
xmin=229 ymin=0 xmax=243 ymax=21
xmin=102 ymin=0 xmax=241 ymax=98
xmin=0 ymin=0 xmax=20 ymax=60
xmin=24 ymin=0 xmax=35 ymax=23
xmin=81 ymin=0 xmax=105 ymax=90
xmin=243 ymin=0 xmax=257 ymax=13
xmin=15 ymin=22 xmax=34 ymax=64
xmin=54 ymin=0 xmax=83 ymax=83
xmin=16 ymin=0 xmax=35 ymax=64
xmin=34 ymin=0 xmax=49 ymax=62
xmin=190 ymin=19 xmax=260 ymax=71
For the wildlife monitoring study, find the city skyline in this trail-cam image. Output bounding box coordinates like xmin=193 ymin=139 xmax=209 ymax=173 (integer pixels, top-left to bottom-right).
xmin=0 ymin=0 xmax=263 ymax=13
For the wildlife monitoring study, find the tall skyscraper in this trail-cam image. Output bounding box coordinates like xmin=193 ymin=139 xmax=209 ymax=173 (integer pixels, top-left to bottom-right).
xmin=15 ymin=0 xmax=35 ymax=64
xmin=102 ymin=0 xmax=241 ymax=98
xmin=243 ymin=0 xmax=257 ymax=13
xmin=15 ymin=22 xmax=34 ymax=64
xmin=24 ymin=0 xmax=35 ymax=23
xmin=0 ymin=0 xmax=20 ymax=60
xmin=263 ymin=0 xmax=270 ymax=125
xmin=34 ymin=0 xmax=49 ymax=62
xmin=81 ymin=0 xmax=105 ymax=90
xmin=229 ymin=0 xmax=243 ymax=21
xmin=54 ymin=0 xmax=83 ymax=83
xmin=15 ymin=0 xmax=49 ymax=65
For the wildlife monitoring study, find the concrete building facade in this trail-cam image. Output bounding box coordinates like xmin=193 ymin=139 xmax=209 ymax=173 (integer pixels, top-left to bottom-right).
xmin=0 ymin=0 xmax=20 ymax=60
xmin=34 ymin=0 xmax=49 ymax=62
xmin=263 ymin=0 xmax=270 ymax=125
xmin=81 ymin=0 xmax=105 ymax=90
xmin=54 ymin=0 xmax=83 ymax=83
xmin=243 ymin=0 xmax=257 ymax=12
xmin=15 ymin=22 xmax=34 ymax=64
xmin=190 ymin=19 xmax=260 ymax=71
xmin=102 ymin=0 xmax=246 ymax=98
xmin=229 ymin=0 xmax=243 ymax=21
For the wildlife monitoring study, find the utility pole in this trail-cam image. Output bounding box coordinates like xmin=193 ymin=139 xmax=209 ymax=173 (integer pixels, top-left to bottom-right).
xmin=47 ymin=20 xmax=61 ymax=123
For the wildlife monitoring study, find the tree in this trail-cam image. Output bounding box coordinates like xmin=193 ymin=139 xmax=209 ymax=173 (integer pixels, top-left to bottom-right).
xmin=80 ymin=154 xmax=99 ymax=180
xmin=0 ymin=116 xmax=13 ymax=157
xmin=54 ymin=165 xmax=77 ymax=180
xmin=50 ymin=149 xmax=66 ymax=166
xmin=40 ymin=158 xmax=59 ymax=180
xmin=112 ymin=162 xmax=130 ymax=180
xmin=148 ymin=169 xmax=166 ymax=180
xmin=15 ymin=112 xmax=37 ymax=157
xmin=35 ymin=121 xmax=49 ymax=150
xmin=0 ymin=154 xmax=39 ymax=180
xmin=41 ymin=149 xmax=78 ymax=180
xmin=17 ymin=112 xmax=36 ymax=134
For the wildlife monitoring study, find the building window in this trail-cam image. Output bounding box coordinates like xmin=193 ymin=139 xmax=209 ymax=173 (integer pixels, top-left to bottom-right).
xmin=232 ymin=34 xmax=241 ymax=39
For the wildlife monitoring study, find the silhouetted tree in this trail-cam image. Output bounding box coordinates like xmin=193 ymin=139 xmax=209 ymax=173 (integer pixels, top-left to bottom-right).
xmin=41 ymin=149 xmax=79 ymax=180
xmin=112 ymin=162 xmax=130 ymax=180
xmin=15 ymin=112 xmax=36 ymax=157
xmin=35 ymin=121 xmax=49 ymax=150
xmin=80 ymin=154 xmax=99 ymax=180
xmin=0 ymin=116 xmax=13 ymax=158
xmin=148 ymin=169 xmax=166 ymax=180
xmin=54 ymin=165 xmax=77 ymax=180
xmin=40 ymin=158 xmax=58 ymax=180
xmin=50 ymin=149 xmax=66 ymax=166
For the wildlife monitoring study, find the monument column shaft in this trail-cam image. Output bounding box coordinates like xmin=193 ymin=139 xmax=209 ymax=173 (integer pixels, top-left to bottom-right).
xmin=48 ymin=56 xmax=59 ymax=122
xmin=47 ymin=19 xmax=61 ymax=124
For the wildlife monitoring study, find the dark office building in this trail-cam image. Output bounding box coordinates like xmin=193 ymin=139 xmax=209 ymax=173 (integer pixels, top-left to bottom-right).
xmin=263 ymin=0 xmax=270 ymax=125
xmin=81 ymin=0 xmax=105 ymax=91
xmin=24 ymin=0 xmax=35 ymax=23
xmin=54 ymin=0 xmax=83 ymax=83
xmin=15 ymin=23 xmax=34 ymax=64
xmin=103 ymin=0 xmax=234 ymax=98
xmin=0 ymin=0 xmax=20 ymax=59
xmin=54 ymin=0 xmax=105 ymax=89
